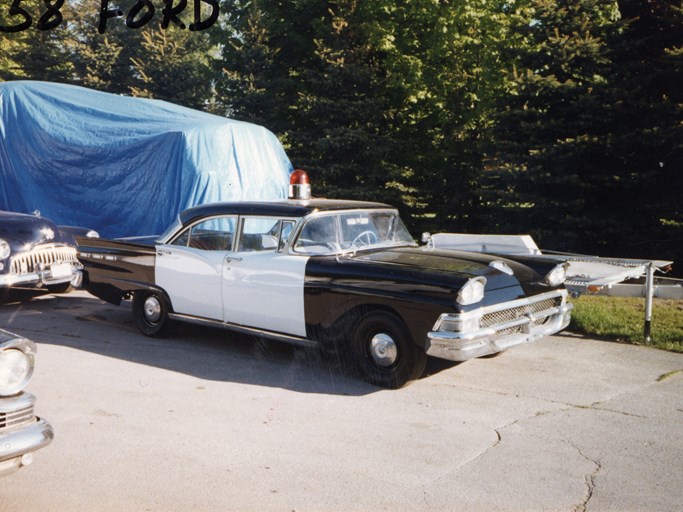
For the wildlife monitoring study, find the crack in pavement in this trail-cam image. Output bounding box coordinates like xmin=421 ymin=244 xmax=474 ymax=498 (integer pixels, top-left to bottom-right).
xmin=422 ymin=392 xmax=643 ymax=509
xmin=438 ymin=377 xmax=674 ymax=420
xmin=564 ymin=440 xmax=602 ymax=512
xmin=585 ymin=404 xmax=647 ymax=419
xmin=422 ymin=486 xmax=431 ymax=511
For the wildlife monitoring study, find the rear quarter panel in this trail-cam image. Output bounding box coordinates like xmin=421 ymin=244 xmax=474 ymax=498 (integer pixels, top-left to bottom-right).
xmin=76 ymin=237 xmax=157 ymax=304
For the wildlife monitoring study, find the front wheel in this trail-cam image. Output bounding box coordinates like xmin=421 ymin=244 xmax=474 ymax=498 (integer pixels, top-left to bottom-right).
xmin=352 ymin=311 xmax=427 ymax=388
xmin=133 ymin=291 xmax=172 ymax=337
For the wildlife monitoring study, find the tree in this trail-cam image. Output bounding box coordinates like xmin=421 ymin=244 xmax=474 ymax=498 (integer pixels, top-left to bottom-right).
xmin=0 ymin=0 xmax=77 ymax=82
xmin=485 ymin=0 xmax=682 ymax=270
xmin=129 ymin=26 xmax=218 ymax=109
xmin=217 ymin=0 xmax=510 ymax=231
xmin=484 ymin=1 xmax=623 ymax=251
xmin=218 ymin=0 xmax=404 ymax=206
xmin=605 ymin=0 xmax=683 ymax=265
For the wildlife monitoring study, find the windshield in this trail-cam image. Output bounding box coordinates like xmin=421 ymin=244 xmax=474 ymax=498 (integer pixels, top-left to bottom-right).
xmin=293 ymin=209 xmax=416 ymax=255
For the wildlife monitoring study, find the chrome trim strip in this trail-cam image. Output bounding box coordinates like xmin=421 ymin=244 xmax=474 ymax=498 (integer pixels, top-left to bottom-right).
xmin=168 ymin=313 xmax=320 ymax=348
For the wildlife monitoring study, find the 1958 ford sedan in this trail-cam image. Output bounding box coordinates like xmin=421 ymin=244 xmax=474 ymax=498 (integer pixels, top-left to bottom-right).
xmin=76 ymin=173 xmax=572 ymax=388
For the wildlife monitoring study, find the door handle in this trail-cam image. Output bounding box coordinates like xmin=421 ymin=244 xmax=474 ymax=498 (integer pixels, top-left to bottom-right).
xmin=157 ymin=249 xmax=172 ymax=256
xmin=224 ymin=256 xmax=243 ymax=263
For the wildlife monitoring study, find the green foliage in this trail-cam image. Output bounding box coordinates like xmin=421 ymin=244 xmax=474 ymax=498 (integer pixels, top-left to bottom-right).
xmin=570 ymin=295 xmax=683 ymax=352
xmin=0 ymin=0 xmax=77 ymax=81
xmin=485 ymin=0 xmax=683 ymax=271
xmin=129 ymin=28 xmax=216 ymax=110
xmin=218 ymin=0 xmax=510 ymax=229
xmin=218 ymin=0 xmax=402 ymax=205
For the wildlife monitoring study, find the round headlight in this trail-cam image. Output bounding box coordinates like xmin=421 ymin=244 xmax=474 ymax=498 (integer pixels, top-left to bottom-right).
xmin=544 ymin=263 xmax=569 ymax=287
xmin=456 ymin=276 xmax=487 ymax=306
xmin=0 ymin=347 xmax=34 ymax=396
xmin=0 ymin=239 xmax=10 ymax=260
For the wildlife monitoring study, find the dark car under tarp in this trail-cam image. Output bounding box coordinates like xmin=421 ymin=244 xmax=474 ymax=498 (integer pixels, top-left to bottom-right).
xmin=0 ymin=81 xmax=293 ymax=238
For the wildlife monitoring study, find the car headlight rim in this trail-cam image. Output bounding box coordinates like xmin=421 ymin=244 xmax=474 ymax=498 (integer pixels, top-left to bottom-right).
xmin=0 ymin=239 xmax=10 ymax=260
xmin=0 ymin=347 xmax=34 ymax=396
xmin=544 ymin=263 xmax=569 ymax=287
xmin=456 ymin=276 xmax=487 ymax=306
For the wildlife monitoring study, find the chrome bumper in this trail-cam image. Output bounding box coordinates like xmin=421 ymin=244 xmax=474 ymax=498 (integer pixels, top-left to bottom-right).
xmin=426 ymin=291 xmax=573 ymax=362
xmin=0 ymin=265 xmax=82 ymax=289
xmin=0 ymin=394 xmax=54 ymax=477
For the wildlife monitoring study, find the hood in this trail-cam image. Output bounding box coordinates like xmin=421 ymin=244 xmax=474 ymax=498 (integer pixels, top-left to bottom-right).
xmin=0 ymin=210 xmax=70 ymax=252
xmin=340 ymin=246 xmax=559 ymax=297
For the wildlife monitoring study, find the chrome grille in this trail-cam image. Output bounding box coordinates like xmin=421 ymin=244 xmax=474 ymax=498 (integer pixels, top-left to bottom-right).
xmin=0 ymin=403 xmax=35 ymax=432
xmin=9 ymin=245 xmax=78 ymax=275
xmin=481 ymin=296 xmax=562 ymax=334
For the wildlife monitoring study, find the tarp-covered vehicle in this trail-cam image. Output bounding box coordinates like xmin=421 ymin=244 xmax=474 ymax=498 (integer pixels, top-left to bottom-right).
xmin=0 ymin=81 xmax=293 ymax=238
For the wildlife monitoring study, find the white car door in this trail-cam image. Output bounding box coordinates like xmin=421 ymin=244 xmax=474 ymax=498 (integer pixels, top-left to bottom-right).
xmin=222 ymin=217 xmax=308 ymax=337
xmin=156 ymin=216 xmax=236 ymax=321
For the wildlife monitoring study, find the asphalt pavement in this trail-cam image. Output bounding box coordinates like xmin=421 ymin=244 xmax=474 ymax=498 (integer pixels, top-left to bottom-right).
xmin=0 ymin=290 xmax=682 ymax=511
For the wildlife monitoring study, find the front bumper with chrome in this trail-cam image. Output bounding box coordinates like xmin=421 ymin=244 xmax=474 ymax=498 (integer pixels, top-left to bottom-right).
xmin=0 ymin=265 xmax=83 ymax=289
xmin=0 ymin=250 xmax=82 ymax=290
xmin=425 ymin=290 xmax=573 ymax=362
xmin=0 ymin=393 xmax=54 ymax=477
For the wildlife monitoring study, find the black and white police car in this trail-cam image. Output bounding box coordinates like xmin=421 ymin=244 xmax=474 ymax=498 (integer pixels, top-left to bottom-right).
xmin=77 ymin=171 xmax=572 ymax=388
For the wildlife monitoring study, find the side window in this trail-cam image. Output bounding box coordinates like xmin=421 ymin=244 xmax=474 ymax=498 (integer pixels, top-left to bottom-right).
xmin=238 ymin=217 xmax=284 ymax=252
xmin=171 ymin=216 xmax=236 ymax=251
xmin=171 ymin=230 xmax=190 ymax=247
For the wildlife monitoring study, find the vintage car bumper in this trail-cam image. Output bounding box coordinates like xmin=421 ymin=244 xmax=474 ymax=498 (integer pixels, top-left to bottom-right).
xmin=0 ymin=262 xmax=82 ymax=289
xmin=425 ymin=290 xmax=573 ymax=362
xmin=0 ymin=393 xmax=54 ymax=477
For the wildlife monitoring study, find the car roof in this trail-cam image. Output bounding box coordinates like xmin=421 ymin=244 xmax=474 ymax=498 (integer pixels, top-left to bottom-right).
xmin=178 ymin=198 xmax=394 ymax=226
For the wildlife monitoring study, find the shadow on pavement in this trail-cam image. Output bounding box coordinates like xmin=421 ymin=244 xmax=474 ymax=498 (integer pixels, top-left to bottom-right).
xmin=1 ymin=291 xmax=457 ymax=395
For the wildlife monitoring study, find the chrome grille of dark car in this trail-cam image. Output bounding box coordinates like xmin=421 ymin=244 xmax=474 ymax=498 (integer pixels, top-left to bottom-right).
xmin=0 ymin=403 xmax=35 ymax=433
xmin=481 ymin=296 xmax=563 ymax=335
xmin=9 ymin=245 xmax=78 ymax=275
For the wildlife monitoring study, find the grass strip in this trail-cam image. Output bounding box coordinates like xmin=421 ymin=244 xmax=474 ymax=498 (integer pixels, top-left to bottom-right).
xmin=568 ymin=295 xmax=683 ymax=353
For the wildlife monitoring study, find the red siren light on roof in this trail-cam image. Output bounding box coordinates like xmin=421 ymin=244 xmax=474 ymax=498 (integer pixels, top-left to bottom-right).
xmin=289 ymin=169 xmax=311 ymax=200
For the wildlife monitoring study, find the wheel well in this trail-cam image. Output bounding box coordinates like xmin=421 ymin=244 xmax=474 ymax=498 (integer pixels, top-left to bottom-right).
xmin=324 ymin=304 xmax=405 ymax=343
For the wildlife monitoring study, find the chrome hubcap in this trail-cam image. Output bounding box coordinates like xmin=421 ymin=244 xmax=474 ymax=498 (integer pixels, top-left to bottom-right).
xmin=143 ymin=296 xmax=162 ymax=323
xmin=369 ymin=333 xmax=398 ymax=367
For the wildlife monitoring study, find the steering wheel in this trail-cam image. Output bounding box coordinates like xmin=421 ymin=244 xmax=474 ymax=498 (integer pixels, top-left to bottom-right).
xmin=352 ymin=230 xmax=378 ymax=247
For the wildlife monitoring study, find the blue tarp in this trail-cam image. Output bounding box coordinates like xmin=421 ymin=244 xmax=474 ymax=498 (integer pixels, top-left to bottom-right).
xmin=0 ymin=81 xmax=293 ymax=237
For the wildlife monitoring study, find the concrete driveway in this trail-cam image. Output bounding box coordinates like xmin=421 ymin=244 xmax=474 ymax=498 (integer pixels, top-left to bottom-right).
xmin=1 ymin=290 xmax=681 ymax=511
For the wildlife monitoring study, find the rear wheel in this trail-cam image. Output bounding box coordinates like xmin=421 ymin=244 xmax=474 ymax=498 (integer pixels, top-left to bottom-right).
xmin=352 ymin=311 xmax=427 ymax=388
xmin=133 ymin=291 xmax=172 ymax=337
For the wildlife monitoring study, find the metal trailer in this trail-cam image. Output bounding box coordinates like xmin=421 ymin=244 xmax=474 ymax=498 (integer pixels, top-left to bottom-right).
xmin=426 ymin=233 xmax=683 ymax=342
